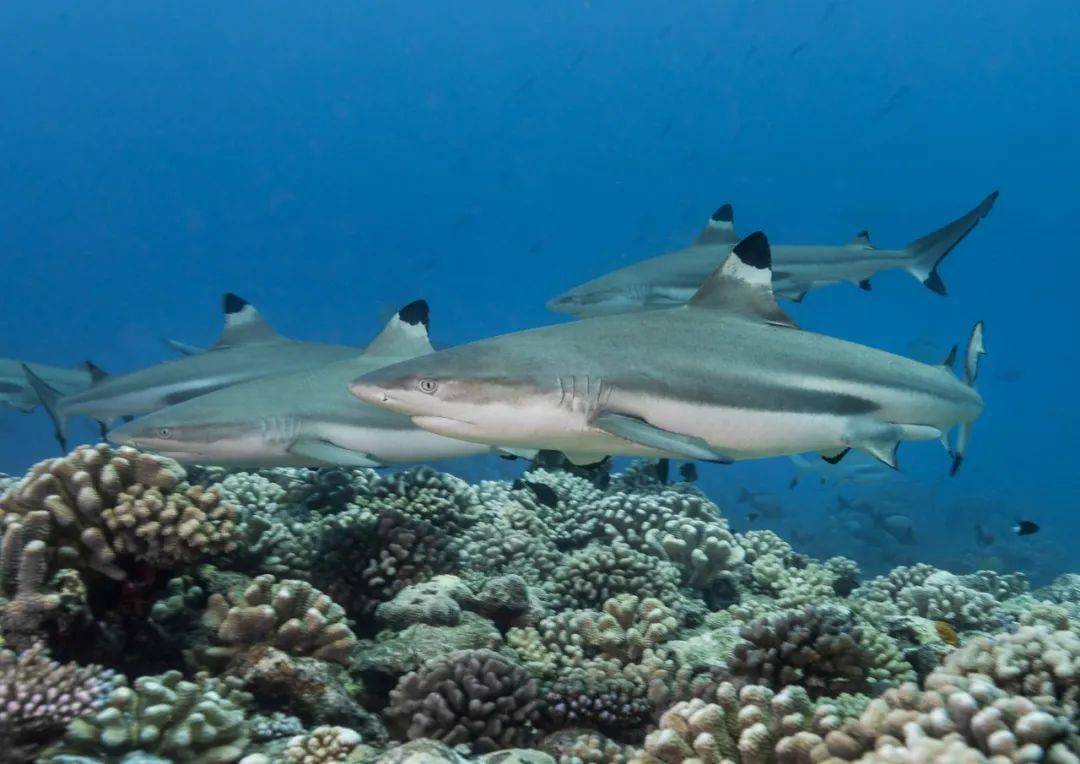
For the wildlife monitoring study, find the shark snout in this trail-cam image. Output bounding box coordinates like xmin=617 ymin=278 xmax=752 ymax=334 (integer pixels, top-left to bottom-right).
xmin=349 ymin=380 xmax=395 ymax=408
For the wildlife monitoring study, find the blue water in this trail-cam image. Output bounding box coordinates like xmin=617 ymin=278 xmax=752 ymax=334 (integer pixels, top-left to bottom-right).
xmin=1 ymin=1 xmax=1077 ymax=582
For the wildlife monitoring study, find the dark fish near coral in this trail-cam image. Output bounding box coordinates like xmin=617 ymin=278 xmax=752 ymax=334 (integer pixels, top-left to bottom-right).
xmin=654 ymin=458 xmax=670 ymax=484
xmin=1013 ymin=520 xmax=1039 ymax=536
xmin=679 ymin=462 xmax=698 ymax=482
xmin=513 ymin=478 xmax=559 ymax=509
xmin=975 ymin=524 xmax=995 ymax=547
xmin=747 ymin=512 xmax=760 ymax=523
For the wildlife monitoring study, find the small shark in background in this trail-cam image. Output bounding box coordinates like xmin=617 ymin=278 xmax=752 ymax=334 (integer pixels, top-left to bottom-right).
xmin=547 ymin=191 xmax=998 ymax=317
xmin=25 ymin=294 xmax=363 ymax=451
xmin=110 ymin=301 xmax=503 ymax=468
xmin=0 ymin=360 xmax=96 ymax=412
xmin=351 ymin=232 xmax=986 ymax=473
xmin=788 ymin=451 xmax=896 ymax=489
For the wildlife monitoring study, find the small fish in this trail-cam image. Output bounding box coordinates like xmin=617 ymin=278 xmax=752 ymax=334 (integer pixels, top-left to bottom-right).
xmin=747 ymin=512 xmax=760 ymax=522
xmin=654 ymin=458 xmax=670 ymax=485
xmin=512 ymin=479 xmax=559 ymax=509
xmin=679 ymin=462 xmax=698 ymax=482
xmin=934 ymin=620 xmax=959 ymax=647
xmin=1013 ymin=520 xmax=1039 ymax=536
xmin=974 ymin=524 xmax=995 ymax=547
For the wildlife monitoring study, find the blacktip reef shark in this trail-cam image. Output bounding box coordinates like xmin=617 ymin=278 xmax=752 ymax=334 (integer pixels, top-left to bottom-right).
xmin=0 ymin=359 xmax=96 ymax=412
xmin=109 ymin=301 xmax=502 ymax=468
xmin=25 ymin=293 xmax=362 ymax=451
xmin=787 ymin=451 xmax=896 ymax=489
xmin=548 ymin=191 xmax=998 ymax=317
xmin=350 ymin=232 xmax=985 ymax=474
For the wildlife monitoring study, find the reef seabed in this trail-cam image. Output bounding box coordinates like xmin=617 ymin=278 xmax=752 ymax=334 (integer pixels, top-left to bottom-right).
xmin=1 ymin=445 xmax=1078 ymax=763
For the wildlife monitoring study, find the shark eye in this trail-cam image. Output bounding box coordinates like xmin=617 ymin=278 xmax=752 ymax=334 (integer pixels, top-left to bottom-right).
xmin=418 ymin=378 xmax=439 ymax=395
xmin=157 ymin=427 xmax=173 ymax=439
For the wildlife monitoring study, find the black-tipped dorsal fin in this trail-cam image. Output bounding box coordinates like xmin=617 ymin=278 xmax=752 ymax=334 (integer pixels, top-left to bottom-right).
xmin=213 ymin=293 xmax=285 ymax=348
xmin=848 ymin=230 xmax=874 ymax=248
xmin=688 ymin=232 xmax=798 ymax=328
xmin=693 ymin=203 xmax=738 ymax=246
xmin=364 ymin=299 xmax=434 ymax=359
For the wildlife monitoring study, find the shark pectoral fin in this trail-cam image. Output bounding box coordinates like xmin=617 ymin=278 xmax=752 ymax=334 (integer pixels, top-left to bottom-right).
xmin=287 ymin=438 xmax=383 ymax=468
xmin=842 ymin=420 xmax=942 ymax=470
xmin=595 ymin=413 xmax=734 ymax=463
xmin=819 ymin=447 xmax=850 ymax=464
xmin=693 ymin=204 xmax=738 ymax=245
xmin=688 ymin=232 xmax=799 ymax=328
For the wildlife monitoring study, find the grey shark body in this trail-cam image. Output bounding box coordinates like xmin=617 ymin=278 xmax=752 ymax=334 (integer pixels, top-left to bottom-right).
xmin=548 ymin=192 xmax=997 ymax=317
xmin=109 ymin=301 xmax=496 ymax=468
xmin=27 ymin=294 xmax=360 ymax=449
xmin=352 ymin=233 xmax=985 ymax=472
xmin=0 ymin=360 xmax=93 ymax=412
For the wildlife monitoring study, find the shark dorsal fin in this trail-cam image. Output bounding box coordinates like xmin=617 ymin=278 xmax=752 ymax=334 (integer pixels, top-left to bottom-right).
xmin=688 ymin=231 xmax=798 ymax=328
xmin=848 ymin=230 xmax=874 ymax=248
xmin=364 ymin=299 xmax=434 ymax=359
xmin=693 ymin=204 xmax=738 ymax=246
xmin=213 ymin=293 xmax=284 ymax=348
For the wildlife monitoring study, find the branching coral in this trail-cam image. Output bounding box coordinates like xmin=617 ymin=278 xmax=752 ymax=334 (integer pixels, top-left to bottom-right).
xmin=0 ymin=444 xmax=238 ymax=582
xmin=851 ymin=566 xmax=1005 ymax=631
xmin=285 ymin=725 xmax=366 ymax=763
xmin=726 ymin=607 xmax=874 ymax=699
xmin=544 ymin=541 xmax=683 ymax=612
xmin=385 ymin=648 xmax=543 ymax=752
xmin=198 ymin=574 xmax=356 ymax=667
xmin=369 ymin=466 xmax=485 ymax=533
xmin=0 ymin=643 xmax=121 ymax=760
xmin=47 ymin=670 xmax=253 ymax=763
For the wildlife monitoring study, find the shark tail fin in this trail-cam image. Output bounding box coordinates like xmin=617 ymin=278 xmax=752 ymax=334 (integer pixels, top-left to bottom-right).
xmin=950 ymin=321 xmax=986 ymax=476
xmin=903 ymin=191 xmax=998 ymax=296
xmin=22 ymin=364 xmax=68 ymax=452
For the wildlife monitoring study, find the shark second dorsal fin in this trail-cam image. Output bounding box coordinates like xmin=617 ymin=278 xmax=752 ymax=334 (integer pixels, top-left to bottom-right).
xmin=693 ymin=204 xmax=738 ymax=246
xmin=213 ymin=293 xmax=284 ymax=348
xmin=364 ymin=299 xmax=434 ymax=359
xmin=688 ymin=231 xmax=798 ymax=328
xmin=848 ymin=230 xmax=874 ymax=248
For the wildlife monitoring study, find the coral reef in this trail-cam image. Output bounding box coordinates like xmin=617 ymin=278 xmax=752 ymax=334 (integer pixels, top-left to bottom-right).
xmin=386 ymin=648 xmax=543 ymax=752
xmin=0 ymin=450 xmax=1075 ymax=762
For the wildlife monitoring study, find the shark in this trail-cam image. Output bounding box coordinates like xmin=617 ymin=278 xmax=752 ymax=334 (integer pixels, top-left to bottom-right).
xmin=25 ymin=294 xmax=364 ymax=451
xmin=548 ymin=191 xmax=998 ymax=317
xmin=0 ymin=359 xmax=96 ymax=412
xmin=787 ymin=451 xmax=896 ymax=489
xmin=108 ymin=301 xmax=499 ymax=468
xmin=350 ymin=232 xmax=985 ymax=474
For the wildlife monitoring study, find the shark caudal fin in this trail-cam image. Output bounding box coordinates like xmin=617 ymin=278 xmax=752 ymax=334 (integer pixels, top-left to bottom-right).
xmin=904 ymin=191 xmax=998 ymax=296
xmin=950 ymin=321 xmax=986 ymax=476
xmin=22 ymin=364 xmax=68 ymax=452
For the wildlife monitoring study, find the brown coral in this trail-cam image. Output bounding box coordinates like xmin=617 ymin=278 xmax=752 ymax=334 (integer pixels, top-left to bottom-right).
xmin=199 ymin=574 xmax=357 ymax=667
xmin=0 ymin=444 xmax=238 ymax=582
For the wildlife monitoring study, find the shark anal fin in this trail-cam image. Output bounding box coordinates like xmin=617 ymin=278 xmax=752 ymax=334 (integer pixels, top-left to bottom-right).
xmin=595 ymin=412 xmax=734 ymax=463
xmin=820 ymin=447 xmax=850 ymax=464
xmin=287 ymin=438 xmax=383 ymax=467
xmin=562 ymin=450 xmax=612 ymax=467
xmin=688 ymin=232 xmax=798 ymax=329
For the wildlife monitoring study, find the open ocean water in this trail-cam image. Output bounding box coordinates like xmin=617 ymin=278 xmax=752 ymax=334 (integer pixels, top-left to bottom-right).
xmin=1 ymin=3 xmax=1078 ymax=763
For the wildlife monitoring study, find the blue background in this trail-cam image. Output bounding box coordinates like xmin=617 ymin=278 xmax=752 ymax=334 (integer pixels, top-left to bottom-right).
xmin=1 ymin=1 xmax=1076 ymax=581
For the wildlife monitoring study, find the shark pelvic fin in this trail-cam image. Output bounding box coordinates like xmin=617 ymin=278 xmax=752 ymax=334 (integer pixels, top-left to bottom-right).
xmin=561 ymin=450 xmax=612 ymax=467
xmin=848 ymin=230 xmax=874 ymax=248
xmin=287 ymin=438 xmax=383 ymax=467
xmin=694 ymin=203 xmax=738 ymax=246
xmin=213 ymin=293 xmax=285 ymax=348
xmin=595 ymin=412 xmax=734 ymax=463
xmin=843 ymin=420 xmax=942 ymax=470
xmin=497 ymin=446 xmax=540 ymax=460
xmin=688 ymin=232 xmax=798 ymax=328
xmin=819 ymin=447 xmax=850 ymax=464
xmin=364 ymin=299 xmax=434 ymax=359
